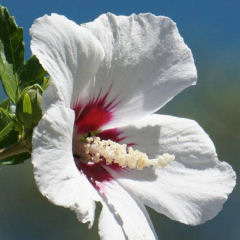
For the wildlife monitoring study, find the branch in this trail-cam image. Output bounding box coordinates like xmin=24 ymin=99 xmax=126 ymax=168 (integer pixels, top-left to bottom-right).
xmin=0 ymin=142 xmax=29 ymax=161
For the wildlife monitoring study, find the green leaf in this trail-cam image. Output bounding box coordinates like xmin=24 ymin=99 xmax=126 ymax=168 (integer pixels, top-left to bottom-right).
xmin=0 ymin=119 xmax=18 ymax=149
xmin=19 ymin=55 xmax=47 ymax=88
xmin=0 ymin=128 xmax=18 ymax=149
xmin=0 ymin=120 xmax=14 ymax=142
xmin=0 ymin=109 xmax=18 ymax=149
xmin=0 ymin=106 xmax=12 ymax=120
xmin=0 ymin=98 xmax=10 ymax=109
xmin=0 ymin=105 xmax=10 ymax=130
xmin=0 ymin=42 xmax=18 ymax=103
xmin=0 ymin=6 xmax=24 ymax=73
xmin=0 ymin=6 xmax=24 ymax=103
xmin=0 ymin=152 xmax=30 ymax=165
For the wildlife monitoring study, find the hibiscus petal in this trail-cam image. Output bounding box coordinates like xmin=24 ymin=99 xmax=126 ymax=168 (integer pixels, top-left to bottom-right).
xmin=97 ymin=180 xmax=157 ymax=240
xmin=30 ymin=13 xmax=105 ymax=107
xmin=107 ymin=114 xmax=236 ymax=225
xmin=84 ymin=13 xmax=197 ymax=128
xmin=98 ymin=203 xmax=126 ymax=240
xmin=31 ymin=13 xmax=197 ymax=129
xmin=32 ymin=104 xmax=99 ymax=227
xmin=136 ymin=201 xmax=159 ymax=240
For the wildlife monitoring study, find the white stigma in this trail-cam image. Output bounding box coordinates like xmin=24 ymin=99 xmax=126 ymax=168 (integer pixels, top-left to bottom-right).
xmin=82 ymin=137 xmax=175 ymax=170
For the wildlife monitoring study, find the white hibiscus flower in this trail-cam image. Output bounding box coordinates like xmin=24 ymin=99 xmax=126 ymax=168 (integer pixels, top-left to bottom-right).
xmin=30 ymin=13 xmax=236 ymax=240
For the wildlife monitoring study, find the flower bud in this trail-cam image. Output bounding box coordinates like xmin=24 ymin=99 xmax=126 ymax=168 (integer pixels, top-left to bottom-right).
xmin=16 ymin=87 xmax=42 ymax=129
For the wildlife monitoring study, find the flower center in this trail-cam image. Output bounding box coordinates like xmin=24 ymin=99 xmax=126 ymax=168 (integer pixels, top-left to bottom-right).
xmin=73 ymin=136 xmax=175 ymax=170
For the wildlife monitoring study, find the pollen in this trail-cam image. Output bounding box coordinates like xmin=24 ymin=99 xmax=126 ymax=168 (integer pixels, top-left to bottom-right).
xmin=82 ymin=137 xmax=175 ymax=170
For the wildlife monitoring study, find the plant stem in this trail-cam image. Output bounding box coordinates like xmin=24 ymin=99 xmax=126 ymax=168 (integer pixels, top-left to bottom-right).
xmin=0 ymin=142 xmax=29 ymax=161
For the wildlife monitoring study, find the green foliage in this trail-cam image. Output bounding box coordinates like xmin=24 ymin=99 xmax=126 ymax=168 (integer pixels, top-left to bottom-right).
xmin=0 ymin=98 xmax=10 ymax=128
xmin=0 ymin=6 xmax=24 ymax=73
xmin=0 ymin=98 xmax=10 ymax=109
xmin=0 ymin=129 xmax=18 ymax=149
xmin=0 ymin=6 xmax=24 ymax=103
xmin=20 ymin=56 xmax=47 ymax=88
xmin=0 ymin=113 xmax=18 ymax=149
xmin=0 ymin=120 xmax=14 ymax=142
xmin=0 ymin=98 xmax=18 ymax=149
xmin=0 ymin=5 xmax=48 ymax=165
xmin=0 ymin=41 xmax=19 ymax=103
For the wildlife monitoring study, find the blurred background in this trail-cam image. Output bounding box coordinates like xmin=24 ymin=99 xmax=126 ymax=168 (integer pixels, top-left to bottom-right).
xmin=0 ymin=0 xmax=239 ymax=239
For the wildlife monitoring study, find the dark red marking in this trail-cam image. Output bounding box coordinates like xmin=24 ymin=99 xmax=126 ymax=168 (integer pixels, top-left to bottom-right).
xmin=73 ymin=87 xmax=120 ymax=134
xmin=99 ymin=128 xmax=136 ymax=147
xmin=99 ymin=128 xmax=126 ymax=143
xmin=76 ymin=161 xmax=113 ymax=190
